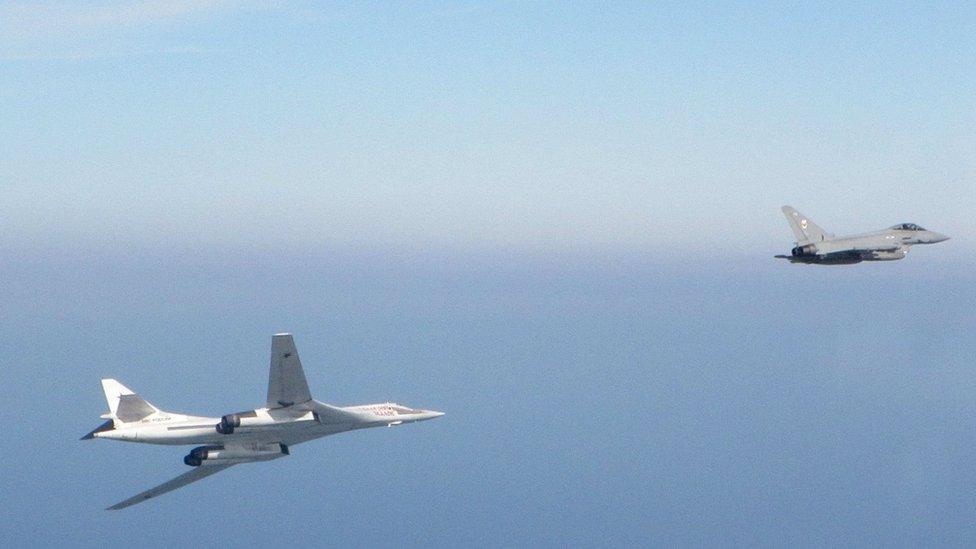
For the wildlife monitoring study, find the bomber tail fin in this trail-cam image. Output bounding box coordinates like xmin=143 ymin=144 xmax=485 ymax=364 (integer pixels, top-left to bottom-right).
xmin=100 ymin=379 xmax=161 ymax=423
xmin=781 ymin=206 xmax=832 ymax=243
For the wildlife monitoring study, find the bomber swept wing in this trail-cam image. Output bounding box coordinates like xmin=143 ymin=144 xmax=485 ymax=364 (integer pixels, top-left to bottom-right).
xmin=107 ymin=464 xmax=234 ymax=510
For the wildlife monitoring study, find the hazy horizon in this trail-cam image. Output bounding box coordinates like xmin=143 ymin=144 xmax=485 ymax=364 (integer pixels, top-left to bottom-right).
xmin=2 ymin=2 xmax=974 ymax=547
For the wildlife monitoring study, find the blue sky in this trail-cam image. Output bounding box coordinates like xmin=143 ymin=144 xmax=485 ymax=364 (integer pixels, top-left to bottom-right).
xmin=2 ymin=2 xmax=975 ymax=547
xmin=2 ymin=2 xmax=974 ymax=254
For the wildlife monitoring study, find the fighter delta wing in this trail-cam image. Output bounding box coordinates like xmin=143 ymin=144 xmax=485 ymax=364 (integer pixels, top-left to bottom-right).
xmin=84 ymin=333 xmax=444 ymax=509
xmin=776 ymin=205 xmax=948 ymax=265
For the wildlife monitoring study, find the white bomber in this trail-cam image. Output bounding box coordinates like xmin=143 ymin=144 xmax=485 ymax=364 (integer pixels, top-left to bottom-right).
xmin=83 ymin=333 xmax=444 ymax=510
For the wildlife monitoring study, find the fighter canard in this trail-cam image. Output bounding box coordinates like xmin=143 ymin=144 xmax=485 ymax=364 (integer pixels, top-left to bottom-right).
xmin=82 ymin=333 xmax=444 ymax=510
xmin=776 ymin=205 xmax=948 ymax=265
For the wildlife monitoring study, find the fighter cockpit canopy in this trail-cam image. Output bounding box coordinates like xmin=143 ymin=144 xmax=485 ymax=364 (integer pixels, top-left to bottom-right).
xmin=891 ymin=223 xmax=925 ymax=231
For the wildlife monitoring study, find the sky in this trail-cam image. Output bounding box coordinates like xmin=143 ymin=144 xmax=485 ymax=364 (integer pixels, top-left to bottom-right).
xmin=1 ymin=2 xmax=975 ymax=547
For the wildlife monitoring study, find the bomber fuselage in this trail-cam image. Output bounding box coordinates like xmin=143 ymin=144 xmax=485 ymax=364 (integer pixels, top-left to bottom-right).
xmin=92 ymin=402 xmax=444 ymax=446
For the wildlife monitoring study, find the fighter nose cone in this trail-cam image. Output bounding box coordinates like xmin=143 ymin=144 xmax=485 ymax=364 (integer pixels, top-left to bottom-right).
xmin=930 ymin=233 xmax=950 ymax=243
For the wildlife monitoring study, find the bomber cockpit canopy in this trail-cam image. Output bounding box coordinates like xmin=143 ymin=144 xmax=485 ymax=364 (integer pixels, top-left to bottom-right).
xmin=891 ymin=223 xmax=925 ymax=231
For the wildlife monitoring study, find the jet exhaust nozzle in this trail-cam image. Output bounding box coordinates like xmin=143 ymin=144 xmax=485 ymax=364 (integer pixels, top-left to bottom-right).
xmin=791 ymin=245 xmax=817 ymax=257
xmin=216 ymin=414 xmax=242 ymax=435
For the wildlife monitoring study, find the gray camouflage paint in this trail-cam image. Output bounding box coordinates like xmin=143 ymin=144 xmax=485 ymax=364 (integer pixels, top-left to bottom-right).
xmin=776 ymin=206 xmax=949 ymax=265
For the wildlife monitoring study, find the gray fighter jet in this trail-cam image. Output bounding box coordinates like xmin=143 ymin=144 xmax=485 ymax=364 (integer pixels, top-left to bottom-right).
xmin=776 ymin=206 xmax=948 ymax=265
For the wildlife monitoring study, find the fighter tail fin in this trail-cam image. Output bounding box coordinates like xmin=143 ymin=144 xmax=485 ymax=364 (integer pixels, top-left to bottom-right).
xmin=781 ymin=206 xmax=832 ymax=243
xmin=100 ymin=379 xmax=161 ymax=423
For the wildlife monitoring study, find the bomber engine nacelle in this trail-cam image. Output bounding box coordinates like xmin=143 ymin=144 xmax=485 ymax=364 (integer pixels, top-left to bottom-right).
xmin=216 ymin=408 xmax=312 ymax=435
xmin=183 ymin=443 xmax=290 ymax=466
xmin=215 ymin=410 xmax=270 ymax=434
xmin=791 ymin=244 xmax=818 ymax=257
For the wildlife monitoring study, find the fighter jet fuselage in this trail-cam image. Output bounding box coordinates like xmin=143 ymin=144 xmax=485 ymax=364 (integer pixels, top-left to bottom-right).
xmin=777 ymin=206 xmax=948 ymax=265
